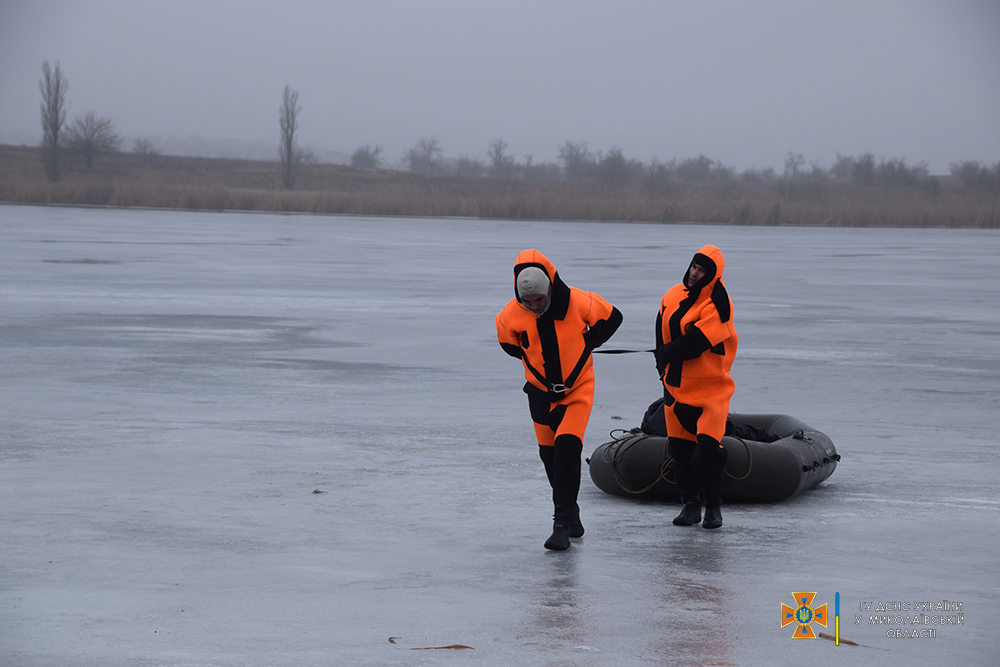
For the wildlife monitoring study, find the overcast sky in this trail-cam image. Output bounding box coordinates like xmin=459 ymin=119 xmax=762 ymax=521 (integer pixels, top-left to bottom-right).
xmin=2 ymin=0 xmax=998 ymax=173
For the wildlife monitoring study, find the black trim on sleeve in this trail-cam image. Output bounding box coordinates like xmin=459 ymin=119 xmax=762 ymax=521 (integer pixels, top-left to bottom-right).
xmin=659 ymin=325 xmax=712 ymax=362
xmin=499 ymin=341 xmax=523 ymax=358
xmin=587 ymin=306 xmax=623 ymax=349
xmin=654 ymin=310 xmax=666 ymax=377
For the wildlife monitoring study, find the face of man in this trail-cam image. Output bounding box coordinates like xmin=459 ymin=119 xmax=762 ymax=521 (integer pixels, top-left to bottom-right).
xmin=522 ymin=294 xmax=548 ymax=314
xmin=687 ymin=262 xmax=706 ymax=288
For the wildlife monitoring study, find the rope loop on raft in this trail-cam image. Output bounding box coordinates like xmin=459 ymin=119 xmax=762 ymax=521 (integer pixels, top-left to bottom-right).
xmin=602 ymin=430 xmax=672 ymax=495
xmin=724 ymin=437 xmax=753 ymax=481
xmin=601 ymin=429 xmax=754 ymax=493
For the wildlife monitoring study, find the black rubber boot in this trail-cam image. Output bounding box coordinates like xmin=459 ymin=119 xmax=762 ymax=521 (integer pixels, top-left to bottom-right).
xmin=540 ymin=444 xmax=584 ymax=539
xmin=550 ymin=435 xmax=584 ymax=545
xmin=668 ymin=438 xmax=702 ymax=525
xmin=544 ymin=522 xmax=571 ymax=550
xmin=692 ymin=435 xmax=728 ymax=509
xmin=673 ymin=498 xmax=703 ymax=526
xmin=702 ymin=505 xmax=723 ymax=529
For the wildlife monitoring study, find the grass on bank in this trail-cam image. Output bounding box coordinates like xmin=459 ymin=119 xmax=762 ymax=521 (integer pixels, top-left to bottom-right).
xmin=1 ymin=144 xmax=997 ymax=227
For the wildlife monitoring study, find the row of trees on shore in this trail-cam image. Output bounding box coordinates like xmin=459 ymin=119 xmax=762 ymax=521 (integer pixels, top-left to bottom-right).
xmin=369 ymin=135 xmax=1000 ymax=193
xmin=37 ymin=61 xmax=1000 ymax=195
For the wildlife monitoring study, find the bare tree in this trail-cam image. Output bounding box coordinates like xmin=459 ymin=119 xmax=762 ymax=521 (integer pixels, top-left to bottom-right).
xmin=279 ymin=85 xmax=301 ymax=189
xmin=675 ymin=155 xmax=733 ymax=184
xmin=597 ymin=147 xmax=644 ymax=186
xmin=830 ymin=153 xmax=853 ymax=180
xmin=851 ymin=153 xmax=876 ymax=186
xmin=299 ymin=146 xmax=318 ymax=165
xmin=351 ymin=144 xmax=382 ymax=169
xmin=64 ymin=112 xmax=122 ymax=168
xmin=783 ymin=151 xmax=805 ymax=179
xmin=404 ymin=137 xmax=443 ymax=174
xmin=39 ymin=61 xmax=68 ymax=182
xmin=950 ymin=159 xmax=1000 ymax=193
xmin=454 ymin=155 xmax=486 ymax=178
xmin=487 ymin=139 xmax=515 ymax=179
xmin=132 ymin=138 xmax=159 ymax=161
xmin=557 ymin=141 xmax=593 ymax=181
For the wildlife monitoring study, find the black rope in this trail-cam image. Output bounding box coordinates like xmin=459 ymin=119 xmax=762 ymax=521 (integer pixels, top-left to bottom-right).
xmin=601 ymin=430 xmax=673 ymax=495
xmin=600 ymin=430 xmax=754 ymax=495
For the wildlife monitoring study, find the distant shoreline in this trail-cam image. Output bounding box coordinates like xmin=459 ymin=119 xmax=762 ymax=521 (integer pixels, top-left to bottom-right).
xmin=2 ymin=145 xmax=997 ymax=228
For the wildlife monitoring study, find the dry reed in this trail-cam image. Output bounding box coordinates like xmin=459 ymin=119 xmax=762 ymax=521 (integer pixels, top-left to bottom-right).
xmin=1 ymin=144 xmax=996 ymax=227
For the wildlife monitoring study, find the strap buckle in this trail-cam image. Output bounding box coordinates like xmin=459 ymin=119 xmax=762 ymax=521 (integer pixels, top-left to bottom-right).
xmin=550 ymin=383 xmax=568 ymax=394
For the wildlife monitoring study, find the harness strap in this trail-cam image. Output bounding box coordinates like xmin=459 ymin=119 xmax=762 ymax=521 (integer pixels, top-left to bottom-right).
xmin=560 ymin=342 xmax=593 ymax=393
xmin=522 ymin=355 xmax=550 ymax=391
xmin=523 ymin=343 xmax=593 ymax=396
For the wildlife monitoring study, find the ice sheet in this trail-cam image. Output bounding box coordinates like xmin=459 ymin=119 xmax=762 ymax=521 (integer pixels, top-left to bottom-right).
xmin=1 ymin=205 xmax=997 ymax=666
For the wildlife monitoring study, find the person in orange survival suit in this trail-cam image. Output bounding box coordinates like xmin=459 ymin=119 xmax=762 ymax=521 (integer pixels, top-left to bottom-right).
xmin=655 ymin=244 xmax=737 ymax=529
xmin=497 ymin=249 xmax=622 ymax=550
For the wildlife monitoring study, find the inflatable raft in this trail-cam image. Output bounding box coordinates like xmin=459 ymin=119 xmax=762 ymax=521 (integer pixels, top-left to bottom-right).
xmin=588 ymin=413 xmax=839 ymax=502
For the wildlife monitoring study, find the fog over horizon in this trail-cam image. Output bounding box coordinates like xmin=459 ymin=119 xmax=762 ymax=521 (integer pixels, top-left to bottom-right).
xmin=2 ymin=0 xmax=998 ymax=174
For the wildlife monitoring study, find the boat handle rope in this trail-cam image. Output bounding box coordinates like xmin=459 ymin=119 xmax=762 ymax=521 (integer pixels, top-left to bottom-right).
xmin=598 ymin=430 xmax=754 ymax=494
xmin=724 ymin=436 xmax=754 ymax=480
xmin=601 ymin=430 xmax=673 ymax=495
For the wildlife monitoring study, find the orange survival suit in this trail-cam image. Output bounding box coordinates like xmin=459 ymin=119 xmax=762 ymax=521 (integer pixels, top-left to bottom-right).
xmin=655 ymin=244 xmax=737 ymax=520
xmin=496 ymin=249 xmax=622 ymax=549
xmin=497 ymin=249 xmax=622 ymax=447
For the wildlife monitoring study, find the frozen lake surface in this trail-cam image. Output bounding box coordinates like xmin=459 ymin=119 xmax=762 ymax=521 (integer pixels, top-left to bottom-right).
xmin=1 ymin=204 xmax=998 ymax=666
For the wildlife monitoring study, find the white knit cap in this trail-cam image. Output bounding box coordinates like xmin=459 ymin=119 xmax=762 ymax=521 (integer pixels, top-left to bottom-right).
xmin=516 ymin=266 xmax=552 ymax=315
xmin=517 ymin=266 xmax=550 ymax=299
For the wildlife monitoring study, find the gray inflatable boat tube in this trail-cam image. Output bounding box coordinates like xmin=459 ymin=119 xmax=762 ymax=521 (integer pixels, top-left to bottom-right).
xmin=587 ymin=414 xmax=839 ymax=502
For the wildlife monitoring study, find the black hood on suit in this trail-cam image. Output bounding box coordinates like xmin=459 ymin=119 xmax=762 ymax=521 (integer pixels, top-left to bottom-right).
xmin=683 ymin=252 xmax=717 ymax=294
